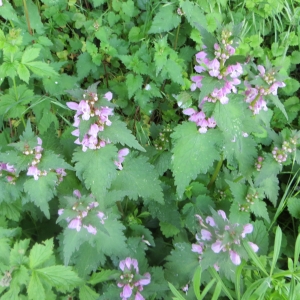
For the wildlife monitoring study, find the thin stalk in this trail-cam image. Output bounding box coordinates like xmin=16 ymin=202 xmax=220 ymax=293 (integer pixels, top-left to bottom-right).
xmin=23 ymin=0 xmax=33 ymax=35
xmin=174 ymin=23 xmax=181 ymax=50
xmin=207 ymin=154 xmax=223 ymax=189
xmin=116 ymin=201 xmax=124 ymax=218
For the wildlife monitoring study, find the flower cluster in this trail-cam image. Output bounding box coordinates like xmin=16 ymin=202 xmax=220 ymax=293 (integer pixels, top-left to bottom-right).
xmin=192 ymin=29 xmax=242 ymax=105
xmin=244 ymin=66 xmax=285 ymax=115
xmin=183 ymin=107 xmax=216 ymax=134
xmin=255 ymin=156 xmax=264 ymax=171
xmin=58 ymin=190 xmax=107 ymax=235
xmin=67 ymin=91 xmax=114 ymax=152
xmin=272 ymin=137 xmax=297 ymax=164
xmin=153 ymin=126 xmax=172 ymax=150
xmin=192 ymin=210 xmax=259 ymax=267
xmin=0 ymin=163 xmax=17 ymax=184
xmin=117 ymin=257 xmax=151 ymax=300
xmin=25 ymin=137 xmax=67 ymax=182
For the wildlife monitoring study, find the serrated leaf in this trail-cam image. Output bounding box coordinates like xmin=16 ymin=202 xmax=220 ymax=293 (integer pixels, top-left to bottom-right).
xmin=98 ymin=116 xmax=145 ymax=151
xmin=287 ymin=198 xmax=300 ymax=219
xmin=36 ymin=265 xmax=82 ymax=291
xmin=171 ymin=122 xmax=221 ymax=197
xmin=165 ymin=242 xmax=199 ymax=286
xmin=28 ymin=271 xmax=45 ymax=300
xmin=251 ymin=199 xmax=270 ymax=223
xmin=23 ymin=173 xmax=58 ymax=218
xmin=126 ymin=73 xmax=143 ymax=98
xmin=0 ymin=237 xmax=10 ymax=265
xmin=72 ymin=146 xmax=118 ymax=200
xmin=107 ymin=154 xmax=164 ymax=203
xmin=160 ymin=222 xmax=180 ymax=238
xmin=122 ymin=0 xmax=134 ymax=17
xmin=269 ymin=94 xmax=288 ymax=120
xmin=21 ymin=47 xmax=41 ymax=64
xmin=148 ymin=5 xmax=181 ymax=34
xmin=179 ymin=0 xmax=207 ymax=28
xmin=29 ymin=239 xmax=53 ymax=269
xmin=95 ymin=217 xmax=127 ymax=256
xmin=89 ymin=269 xmax=120 ymax=285
xmin=79 ymin=285 xmax=99 ymax=300
xmin=165 ymin=59 xmax=184 ymax=85
xmin=25 ymin=61 xmax=58 ymax=77
xmin=39 ymin=150 xmax=73 ymax=171
xmin=0 ymin=201 xmax=22 ymax=221
xmin=17 ymin=64 xmax=30 ymax=83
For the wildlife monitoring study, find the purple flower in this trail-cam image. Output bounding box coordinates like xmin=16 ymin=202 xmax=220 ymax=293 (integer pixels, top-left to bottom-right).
xmin=201 ymin=229 xmax=212 ymax=240
xmin=73 ymin=190 xmax=82 ymax=198
xmin=241 ymin=224 xmax=253 ymax=238
xmin=67 ymin=102 xmax=79 ymax=111
xmin=119 ymin=257 xmax=139 ymax=273
xmin=97 ymin=211 xmax=107 ymax=224
xmin=208 ymin=59 xmax=220 ymax=77
xmin=192 ymin=244 xmax=203 ymax=254
xmin=78 ymin=100 xmax=91 ymax=120
xmin=83 ymin=224 xmax=97 ymax=235
xmin=206 ymin=216 xmax=216 ymax=226
xmin=27 ymin=166 xmax=41 ymax=180
xmin=104 ymin=91 xmax=113 ymax=101
xmin=229 ymin=250 xmax=241 ymax=265
xmin=134 ymin=292 xmax=145 ymax=300
xmin=88 ymin=124 xmax=100 ymax=138
xmin=58 ymin=209 xmax=64 ymax=216
xmin=68 ymin=217 xmax=82 ymax=232
xmin=191 ymin=75 xmax=203 ymax=91
xmin=135 ymin=273 xmax=151 ymax=286
xmin=248 ymin=241 xmax=259 ymax=252
xmin=218 ymin=210 xmax=227 ymax=220
xmin=211 ymin=240 xmax=224 ymax=253
xmin=121 ymin=284 xmax=132 ymax=298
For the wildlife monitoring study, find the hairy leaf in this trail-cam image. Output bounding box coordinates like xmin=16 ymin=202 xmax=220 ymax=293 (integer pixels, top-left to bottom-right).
xmin=171 ymin=122 xmax=221 ymax=197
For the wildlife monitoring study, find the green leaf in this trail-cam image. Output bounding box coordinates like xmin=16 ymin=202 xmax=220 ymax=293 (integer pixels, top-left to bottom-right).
xmin=89 ymin=0 xmax=105 ymax=7
xmin=122 ymin=0 xmax=134 ymax=17
xmin=251 ymin=199 xmax=270 ymax=223
xmin=268 ymin=94 xmax=288 ymax=120
xmin=171 ymin=122 xmax=221 ymax=197
xmin=79 ymin=285 xmax=99 ymax=300
xmin=160 ymin=222 xmax=180 ymax=238
xmin=0 ymin=237 xmax=10 ymax=265
xmin=148 ymin=5 xmax=181 ymax=34
xmin=39 ymin=150 xmax=73 ymax=171
xmin=107 ymin=153 xmax=164 ymax=203
xmin=287 ymin=197 xmax=300 ymax=219
xmin=88 ymin=269 xmax=120 ymax=285
xmin=17 ymin=64 xmax=30 ymax=83
xmin=270 ymin=226 xmax=282 ymax=276
xmin=23 ymin=173 xmax=58 ymax=219
xmin=168 ymin=282 xmax=186 ymax=300
xmin=165 ymin=59 xmax=184 ymax=85
xmin=179 ymin=0 xmax=207 ymax=28
xmin=98 ymin=116 xmax=145 ymax=151
xmin=76 ymin=52 xmax=97 ymax=80
xmin=193 ymin=266 xmax=201 ymax=300
xmin=25 ymin=61 xmax=58 ymax=77
xmin=126 ymin=73 xmax=143 ymax=98
xmin=29 ymin=239 xmax=53 ymax=269
xmin=28 ymin=271 xmax=45 ymax=300
xmin=21 ymin=47 xmax=41 ymax=64
xmin=72 ymin=146 xmax=118 ymax=200
xmin=36 ymin=265 xmax=82 ymax=292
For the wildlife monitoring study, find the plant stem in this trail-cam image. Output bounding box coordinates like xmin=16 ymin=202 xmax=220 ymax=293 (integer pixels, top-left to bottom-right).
xmin=23 ymin=0 xmax=33 ymax=35
xmin=207 ymin=154 xmax=223 ymax=189
xmin=174 ymin=24 xmax=181 ymax=50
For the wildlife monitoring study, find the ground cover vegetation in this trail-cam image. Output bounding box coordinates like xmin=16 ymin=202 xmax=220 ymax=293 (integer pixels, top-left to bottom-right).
xmin=0 ymin=0 xmax=300 ymax=299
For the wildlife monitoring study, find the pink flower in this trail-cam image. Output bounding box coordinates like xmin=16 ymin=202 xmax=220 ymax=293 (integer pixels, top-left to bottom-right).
xmin=73 ymin=190 xmax=81 ymax=198
xmin=229 ymin=250 xmax=241 ymax=265
xmin=97 ymin=211 xmax=107 ymax=224
xmin=192 ymin=244 xmax=203 ymax=254
xmin=58 ymin=209 xmax=64 ymax=215
xmin=208 ymin=59 xmax=220 ymax=77
xmin=68 ymin=218 xmax=82 ymax=232
xmin=242 ymin=224 xmax=253 ymax=238
xmin=83 ymin=224 xmax=97 ymax=235
xmin=248 ymin=241 xmax=259 ymax=252
xmin=201 ymin=229 xmax=212 ymax=240
xmin=104 ymin=91 xmax=113 ymax=101
xmin=206 ymin=216 xmax=216 ymax=226
xmin=27 ymin=166 xmax=41 ymax=180
xmin=121 ymin=284 xmax=132 ymax=298
xmin=135 ymin=273 xmax=151 ymax=286
xmin=119 ymin=257 xmax=139 ymax=273
xmin=66 ymin=102 xmax=79 ymax=110
xmin=218 ymin=210 xmax=227 ymax=220
xmin=211 ymin=240 xmax=224 ymax=253
xmin=135 ymin=292 xmax=145 ymax=300
xmin=78 ymin=100 xmax=91 ymax=120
